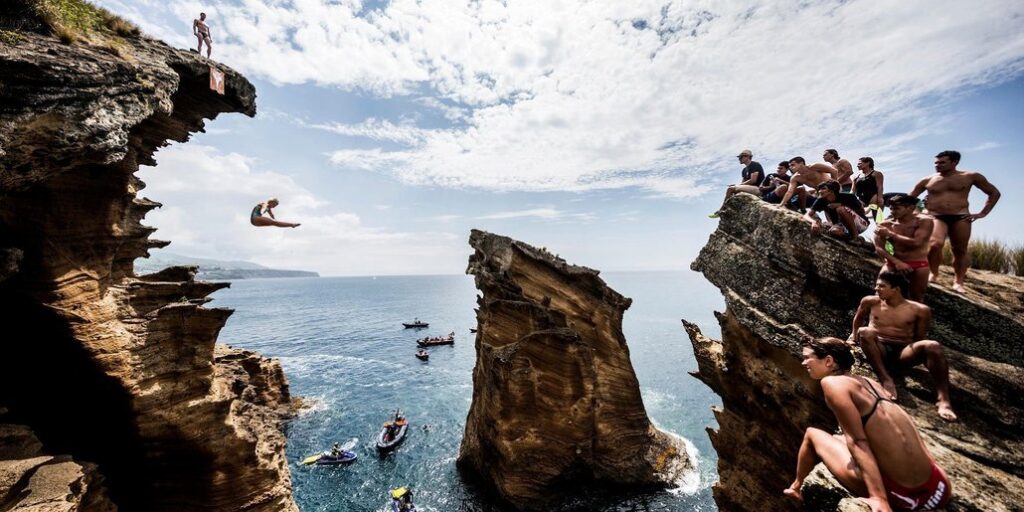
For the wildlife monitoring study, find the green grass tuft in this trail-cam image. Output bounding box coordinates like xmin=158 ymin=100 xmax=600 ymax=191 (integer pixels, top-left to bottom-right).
xmin=30 ymin=0 xmax=140 ymax=43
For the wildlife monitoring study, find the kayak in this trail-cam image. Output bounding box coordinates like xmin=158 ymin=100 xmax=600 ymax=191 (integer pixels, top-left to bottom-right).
xmin=403 ymin=321 xmax=428 ymax=328
xmin=377 ymin=421 xmax=409 ymax=452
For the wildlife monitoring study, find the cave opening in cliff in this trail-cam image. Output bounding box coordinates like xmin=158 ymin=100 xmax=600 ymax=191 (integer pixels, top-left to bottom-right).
xmin=0 ymin=282 xmax=148 ymax=510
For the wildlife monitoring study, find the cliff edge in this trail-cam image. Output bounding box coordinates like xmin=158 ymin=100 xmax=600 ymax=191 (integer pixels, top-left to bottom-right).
xmin=685 ymin=193 xmax=1023 ymax=511
xmin=459 ymin=230 xmax=695 ymax=510
xmin=1 ymin=4 xmax=296 ymax=511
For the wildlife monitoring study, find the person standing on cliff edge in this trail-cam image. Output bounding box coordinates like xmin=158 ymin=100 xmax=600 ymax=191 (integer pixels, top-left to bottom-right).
xmin=193 ymin=12 xmax=213 ymax=58
xmin=784 ymin=337 xmax=952 ymax=511
xmin=909 ymin=150 xmax=1000 ymax=294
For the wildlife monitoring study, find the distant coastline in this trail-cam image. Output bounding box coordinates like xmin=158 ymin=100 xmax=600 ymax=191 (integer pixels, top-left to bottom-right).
xmin=137 ymin=252 xmax=319 ymax=280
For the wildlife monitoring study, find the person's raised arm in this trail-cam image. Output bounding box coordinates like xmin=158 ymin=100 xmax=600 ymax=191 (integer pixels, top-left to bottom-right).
xmin=969 ymin=173 xmax=1001 ymax=221
xmin=914 ymin=304 xmax=932 ymax=341
xmin=822 ymin=378 xmax=891 ymax=512
xmin=873 ymin=224 xmax=905 ymax=270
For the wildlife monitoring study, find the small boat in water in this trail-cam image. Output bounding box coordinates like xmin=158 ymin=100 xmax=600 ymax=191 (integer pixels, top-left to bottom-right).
xmin=377 ymin=410 xmax=409 ymax=452
xmin=417 ymin=331 xmax=455 ymax=347
xmin=415 ymin=349 xmax=429 ymax=361
xmin=403 ymin=318 xmax=429 ymax=329
xmin=389 ymin=487 xmax=417 ymax=511
xmin=302 ymin=438 xmax=358 ymax=465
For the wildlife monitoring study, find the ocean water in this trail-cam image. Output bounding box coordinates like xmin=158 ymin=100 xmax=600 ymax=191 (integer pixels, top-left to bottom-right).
xmin=213 ymin=271 xmax=725 ymax=511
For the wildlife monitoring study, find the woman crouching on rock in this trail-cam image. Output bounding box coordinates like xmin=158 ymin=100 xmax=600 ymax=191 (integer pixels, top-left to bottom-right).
xmin=784 ymin=337 xmax=951 ymax=511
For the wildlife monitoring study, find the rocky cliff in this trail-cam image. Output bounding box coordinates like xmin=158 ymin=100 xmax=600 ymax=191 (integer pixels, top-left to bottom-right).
xmin=0 ymin=4 xmax=296 ymax=511
xmin=459 ymin=230 xmax=694 ymax=510
xmin=685 ymin=194 xmax=1023 ymax=511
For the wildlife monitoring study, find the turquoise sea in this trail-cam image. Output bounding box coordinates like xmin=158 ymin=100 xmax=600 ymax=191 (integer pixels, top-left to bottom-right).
xmin=213 ymin=271 xmax=724 ymax=511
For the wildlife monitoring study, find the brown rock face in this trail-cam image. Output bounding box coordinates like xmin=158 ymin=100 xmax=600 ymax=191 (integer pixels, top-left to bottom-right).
xmin=460 ymin=230 xmax=694 ymax=510
xmin=0 ymin=11 xmax=296 ymax=512
xmin=685 ymin=194 xmax=1024 ymax=511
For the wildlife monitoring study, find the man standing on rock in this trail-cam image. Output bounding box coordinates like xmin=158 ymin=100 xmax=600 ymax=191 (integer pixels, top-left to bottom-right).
xmin=823 ymin=149 xmax=854 ymax=192
xmin=709 ymin=149 xmax=764 ymax=218
xmin=909 ymin=150 xmax=1000 ymax=294
xmin=777 ymin=156 xmax=838 ymax=209
xmin=875 ymin=195 xmax=935 ymax=301
xmin=851 ymin=271 xmax=956 ymax=422
xmin=193 ymin=12 xmax=213 ymax=58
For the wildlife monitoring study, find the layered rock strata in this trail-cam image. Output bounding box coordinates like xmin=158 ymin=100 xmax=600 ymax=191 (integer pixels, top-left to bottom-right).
xmin=460 ymin=230 xmax=694 ymax=510
xmin=685 ymin=194 xmax=1023 ymax=511
xmin=0 ymin=11 xmax=296 ymax=512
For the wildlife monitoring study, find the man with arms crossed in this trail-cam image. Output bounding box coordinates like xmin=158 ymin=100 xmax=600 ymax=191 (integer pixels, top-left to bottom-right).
xmin=778 ymin=156 xmax=838 ymax=209
xmin=910 ymin=150 xmax=1000 ymax=294
xmin=823 ymin=148 xmax=854 ymax=192
xmin=875 ymin=195 xmax=934 ymax=301
xmin=852 ymin=271 xmax=956 ymax=422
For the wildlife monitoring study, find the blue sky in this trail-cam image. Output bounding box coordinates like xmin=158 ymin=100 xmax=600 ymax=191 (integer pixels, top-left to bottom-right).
xmin=101 ymin=0 xmax=1024 ymax=276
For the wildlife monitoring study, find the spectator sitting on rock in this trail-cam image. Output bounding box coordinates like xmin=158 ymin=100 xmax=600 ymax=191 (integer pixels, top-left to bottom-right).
xmin=850 ymin=271 xmax=956 ymax=422
xmin=874 ymin=195 xmax=934 ymax=301
xmin=760 ymin=161 xmax=807 ymax=210
xmin=804 ymin=180 xmax=869 ymax=240
xmin=709 ymin=149 xmax=764 ymax=218
xmin=784 ymin=336 xmax=952 ymax=511
xmin=823 ymin=148 xmax=855 ymax=192
xmin=778 ymin=156 xmax=838 ymax=209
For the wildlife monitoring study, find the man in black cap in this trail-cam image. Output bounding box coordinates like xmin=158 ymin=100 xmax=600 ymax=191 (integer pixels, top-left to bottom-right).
xmin=710 ymin=149 xmax=764 ymax=218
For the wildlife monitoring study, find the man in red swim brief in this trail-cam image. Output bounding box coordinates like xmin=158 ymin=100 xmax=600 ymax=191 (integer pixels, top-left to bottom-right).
xmin=876 ymin=195 xmax=935 ymax=301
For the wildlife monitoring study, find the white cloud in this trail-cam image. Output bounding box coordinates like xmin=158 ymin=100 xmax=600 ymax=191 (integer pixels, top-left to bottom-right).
xmin=105 ymin=0 xmax=1024 ymax=197
xmin=479 ymin=208 xmax=595 ymax=222
xmin=967 ymin=141 xmax=1001 ymax=152
xmin=137 ymin=144 xmax=465 ymax=275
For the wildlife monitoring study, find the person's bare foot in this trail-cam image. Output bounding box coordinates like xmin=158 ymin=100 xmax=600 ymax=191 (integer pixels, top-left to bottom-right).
xmin=290 ymin=223 xmax=301 ymax=228
xmin=882 ymin=379 xmax=898 ymax=400
xmin=783 ymin=483 xmax=803 ymax=502
xmin=928 ymin=273 xmax=938 ymax=283
xmin=952 ymin=282 xmax=967 ymax=294
xmin=937 ymin=401 xmax=958 ymax=422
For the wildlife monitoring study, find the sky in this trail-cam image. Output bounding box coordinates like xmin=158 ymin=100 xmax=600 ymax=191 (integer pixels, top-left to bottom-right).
xmin=97 ymin=0 xmax=1024 ymax=276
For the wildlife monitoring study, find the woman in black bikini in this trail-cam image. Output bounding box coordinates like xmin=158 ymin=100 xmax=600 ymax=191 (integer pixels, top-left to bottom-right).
xmin=250 ymin=198 xmax=301 ymax=228
xmin=784 ymin=337 xmax=951 ymax=511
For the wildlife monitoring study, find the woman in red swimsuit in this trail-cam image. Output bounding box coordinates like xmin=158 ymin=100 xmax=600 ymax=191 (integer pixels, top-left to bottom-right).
xmin=784 ymin=337 xmax=952 ymax=511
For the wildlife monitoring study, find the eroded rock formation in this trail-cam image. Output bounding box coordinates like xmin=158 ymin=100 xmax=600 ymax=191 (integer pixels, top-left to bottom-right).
xmin=0 ymin=8 xmax=296 ymax=512
xmin=686 ymin=194 xmax=1023 ymax=511
xmin=460 ymin=230 xmax=694 ymax=510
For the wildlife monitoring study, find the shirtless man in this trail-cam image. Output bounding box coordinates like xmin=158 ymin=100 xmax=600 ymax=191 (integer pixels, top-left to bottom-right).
xmin=851 ymin=271 xmax=956 ymax=422
xmin=778 ymin=156 xmax=838 ymax=208
xmin=823 ymin=149 xmax=854 ymax=192
xmin=875 ymin=195 xmax=934 ymax=301
xmin=909 ymin=150 xmax=1000 ymax=294
xmin=193 ymin=12 xmax=212 ymax=58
